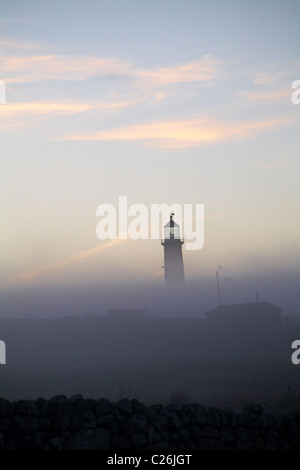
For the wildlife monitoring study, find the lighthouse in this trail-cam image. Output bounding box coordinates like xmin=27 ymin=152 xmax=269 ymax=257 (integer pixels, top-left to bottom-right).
xmin=161 ymin=213 xmax=185 ymax=288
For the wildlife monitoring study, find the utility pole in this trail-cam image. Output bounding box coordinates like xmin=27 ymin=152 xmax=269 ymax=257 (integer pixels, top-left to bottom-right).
xmin=216 ymin=266 xmax=222 ymax=306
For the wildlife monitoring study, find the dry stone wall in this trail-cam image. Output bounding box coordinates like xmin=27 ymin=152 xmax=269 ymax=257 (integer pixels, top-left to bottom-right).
xmin=0 ymin=396 xmax=299 ymax=450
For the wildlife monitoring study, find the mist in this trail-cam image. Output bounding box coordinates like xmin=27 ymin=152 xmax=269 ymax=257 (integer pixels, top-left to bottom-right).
xmin=0 ymin=270 xmax=299 ymax=411
xmin=1 ymin=268 xmax=299 ymax=318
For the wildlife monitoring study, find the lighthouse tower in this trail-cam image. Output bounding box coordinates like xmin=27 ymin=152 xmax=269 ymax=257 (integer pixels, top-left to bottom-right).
xmin=161 ymin=213 xmax=185 ymax=288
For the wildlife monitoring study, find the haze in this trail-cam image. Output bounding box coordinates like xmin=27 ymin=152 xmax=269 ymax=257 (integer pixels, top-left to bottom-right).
xmin=0 ymin=0 xmax=299 ymax=409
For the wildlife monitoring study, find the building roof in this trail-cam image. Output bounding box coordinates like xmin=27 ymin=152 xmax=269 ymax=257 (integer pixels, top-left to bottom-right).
xmin=164 ymin=219 xmax=180 ymax=228
xmin=205 ymin=301 xmax=282 ymax=318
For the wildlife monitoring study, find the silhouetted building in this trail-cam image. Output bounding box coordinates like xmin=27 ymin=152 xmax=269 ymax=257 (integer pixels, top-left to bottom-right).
xmin=107 ymin=309 xmax=146 ymax=320
xmin=204 ymin=301 xmax=283 ymax=357
xmin=205 ymin=301 xmax=282 ymax=336
xmin=283 ymin=315 xmax=300 ymax=330
xmin=161 ymin=214 xmax=185 ymax=289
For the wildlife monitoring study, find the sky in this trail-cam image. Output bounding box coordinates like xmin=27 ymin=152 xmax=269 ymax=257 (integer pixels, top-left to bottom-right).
xmin=0 ymin=0 xmax=299 ymax=316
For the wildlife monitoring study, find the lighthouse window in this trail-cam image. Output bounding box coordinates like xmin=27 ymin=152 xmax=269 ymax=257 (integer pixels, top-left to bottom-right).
xmin=164 ymin=226 xmax=180 ymax=239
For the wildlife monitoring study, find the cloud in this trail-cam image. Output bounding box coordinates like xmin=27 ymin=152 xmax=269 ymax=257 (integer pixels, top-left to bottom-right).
xmin=7 ymin=239 xmax=125 ymax=285
xmin=252 ymin=73 xmax=276 ymax=86
xmin=0 ymin=38 xmax=41 ymax=50
xmin=151 ymin=91 xmax=170 ymax=102
xmin=0 ymin=100 xmax=131 ymax=131
xmin=136 ymin=56 xmax=220 ymax=87
xmin=62 ymin=117 xmax=288 ymax=148
xmin=238 ymin=89 xmax=291 ymax=102
xmin=1 ymin=55 xmax=131 ymax=83
xmin=1 ymin=100 xmax=130 ymax=116
xmin=1 ymin=101 xmax=94 ymax=116
xmin=0 ymin=52 xmax=220 ymax=89
xmin=241 ymin=60 xmax=300 ymax=86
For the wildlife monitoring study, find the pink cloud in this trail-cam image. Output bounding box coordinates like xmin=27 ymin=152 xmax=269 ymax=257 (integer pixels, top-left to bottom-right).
xmin=62 ymin=117 xmax=289 ymax=148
